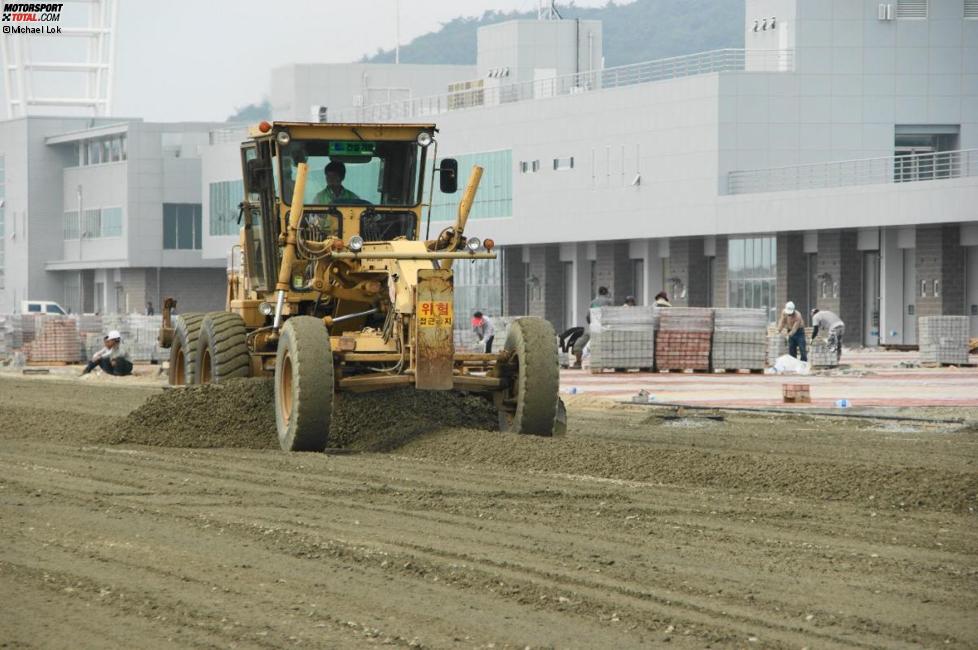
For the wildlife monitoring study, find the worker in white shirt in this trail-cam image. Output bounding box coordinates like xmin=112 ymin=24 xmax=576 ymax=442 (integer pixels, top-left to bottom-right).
xmin=811 ymin=308 xmax=846 ymax=363
xmin=81 ymin=330 xmax=133 ymax=376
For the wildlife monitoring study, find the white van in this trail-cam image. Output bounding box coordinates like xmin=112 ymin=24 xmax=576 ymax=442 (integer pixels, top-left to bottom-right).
xmin=21 ymin=300 xmax=68 ymax=315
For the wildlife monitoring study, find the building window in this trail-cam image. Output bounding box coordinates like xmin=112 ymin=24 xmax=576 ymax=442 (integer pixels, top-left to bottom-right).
xmin=101 ymin=207 xmax=123 ymax=237
xmin=209 ymin=179 xmax=244 ymax=236
xmin=163 ymin=203 xmax=202 ymax=250
xmin=896 ymin=0 xmax=927 ymax=18
xmin=727 ymin=237 xmax=777 ymax=321
xmin=64 ymin=211 xmax=79 ymax=239
xmin=429 ymin=150 xmax=512 ymax=221
xmin=73 ymin=134 xmax=127 ymax=167
xmin=553 ymin=156 xmax=574 ymax=171
xmin=966 ymin=0 xmax=978 ymax=18
xmin=531 ymin=160 xmax=540 ymax=172
xmin=81 ymin=208 xmax=101 ymax=238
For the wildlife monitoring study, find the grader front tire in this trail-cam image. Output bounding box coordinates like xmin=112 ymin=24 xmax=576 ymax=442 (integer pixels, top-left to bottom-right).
xmin=168 ymin=313 xmax=204 ymax=386
xmin=500 ymin=317 xmax=560 ymax=436
xmin=196 ymin=312 xmax=250 ymax=384
xmin=274 ymin=316 xmax=334 ymax=452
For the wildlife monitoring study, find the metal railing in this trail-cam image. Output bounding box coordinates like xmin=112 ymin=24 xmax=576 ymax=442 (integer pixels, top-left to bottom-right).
xmin=333 ymin=48 xmax=794 ymax=122
xmin=727 ymin=149 xmax=978 ymax=195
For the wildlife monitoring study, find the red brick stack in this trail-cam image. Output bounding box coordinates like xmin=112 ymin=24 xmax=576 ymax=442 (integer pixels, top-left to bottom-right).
xmin=24 ymin=317 xmax=83 ymax=363
xmin=655 ymin=307 xmax=714 ymax=371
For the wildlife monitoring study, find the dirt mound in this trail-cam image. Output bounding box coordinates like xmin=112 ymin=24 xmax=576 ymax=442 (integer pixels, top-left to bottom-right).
xmin=106 ymin=378 xmax=279 ymax=449
xmin=109 ymin=379 xmax=497 ymax=451
xmin=330 ymin=388 xmax=498 ymax=451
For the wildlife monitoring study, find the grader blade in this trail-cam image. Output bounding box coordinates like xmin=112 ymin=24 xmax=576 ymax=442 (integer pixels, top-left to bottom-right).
xmin=415 ymin=268 xmax=454 ymax=390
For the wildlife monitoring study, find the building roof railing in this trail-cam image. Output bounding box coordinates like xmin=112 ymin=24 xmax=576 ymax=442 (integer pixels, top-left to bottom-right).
xmin=333 ymin=48 xmax=794 ymax=122
xmin=727 ymin=148 xmax=978 ymax=195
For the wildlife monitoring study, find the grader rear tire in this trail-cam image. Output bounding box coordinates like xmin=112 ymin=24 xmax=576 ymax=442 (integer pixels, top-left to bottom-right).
xmin=500 ymin=317 xmax=560 ymax=436
xmin=274 ymin=316 xmax=334 ymax=452
xmin=196 ymin=312 xmax=250 ymax=384
xmin=168 ymin=313 xmax=203 ymax=386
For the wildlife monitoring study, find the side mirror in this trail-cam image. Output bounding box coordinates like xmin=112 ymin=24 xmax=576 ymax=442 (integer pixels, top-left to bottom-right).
xmin=439 ymin=158 xmax=458 ymax=194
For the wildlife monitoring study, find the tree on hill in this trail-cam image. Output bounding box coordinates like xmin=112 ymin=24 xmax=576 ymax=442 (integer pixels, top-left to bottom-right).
xmin=360 ymin=0 xmax=745 ymax=68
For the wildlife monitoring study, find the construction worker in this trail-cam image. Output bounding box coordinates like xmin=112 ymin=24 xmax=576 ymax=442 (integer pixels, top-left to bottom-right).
xmin=811 ymin=308 xmax=845 ymax=363
xmin=313 ymin=161 xmax=361 ymax=204
xmin=591 ymin=286 xmax=612 ymax=309
xmin=81 ymin=330 xmax=133 ymax=376
xmin=654 ymin=291 xmax=672 ymax=307
xmin=471 ymin=311 xmax=495 ymax=353
xmin=777 ymin=301 xmax=807 ymax=362
xmin=623 ymin=295 xmax=637 ymax=306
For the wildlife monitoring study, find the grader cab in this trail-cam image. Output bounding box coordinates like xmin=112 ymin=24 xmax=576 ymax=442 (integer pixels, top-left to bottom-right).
xmin=161 ymin=121 xmax=563 ymax=451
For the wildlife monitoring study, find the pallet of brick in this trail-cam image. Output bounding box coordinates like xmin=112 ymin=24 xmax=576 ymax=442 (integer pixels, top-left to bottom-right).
xmin=655 ymin=307 xmax=714 ymax=371
xmin=767 ymin=325 xmax=815 ymax=366
xmin=711 ymin=308 xmax=767 ymax=371
xmin=809 ymin=341 xmax=838 ymax=368
xmin=589 ymin=306 xmax=657 ymax=372
xmin=26 ymin=317 xmax=82 ymax=363
xmin=126 ymin=314 xmax=164 ymax=362
xmin=919 ymin=316 xmax=970 ymax=365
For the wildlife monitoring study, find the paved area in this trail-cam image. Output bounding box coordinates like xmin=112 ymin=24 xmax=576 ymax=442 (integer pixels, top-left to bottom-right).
xmin=568 ymin=349 xmax=978 ymax=408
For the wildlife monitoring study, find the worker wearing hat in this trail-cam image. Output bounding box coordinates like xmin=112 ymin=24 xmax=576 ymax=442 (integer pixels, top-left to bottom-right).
xmin=81 ymin=330 xmax=133 ymax=376
xmin=776 ymin=301 xmax=807 ymax=362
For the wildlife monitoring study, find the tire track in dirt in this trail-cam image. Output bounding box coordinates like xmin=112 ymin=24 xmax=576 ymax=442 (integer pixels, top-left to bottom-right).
xmin=3 ymin=440 xmax=975 ymax=647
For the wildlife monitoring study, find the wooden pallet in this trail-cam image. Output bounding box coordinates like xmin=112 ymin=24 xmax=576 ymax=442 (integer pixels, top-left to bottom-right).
xmin=659 ymin=368 xmax=711 ymax=374
xmin=714 ymin=368 xmax=765 ymax=374
xmin=25 ymin=360 xmax=74 ymax=366
xmin=920 ymin=362 xmax=976 ymax=368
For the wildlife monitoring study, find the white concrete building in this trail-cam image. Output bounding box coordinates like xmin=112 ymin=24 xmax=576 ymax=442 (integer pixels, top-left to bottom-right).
xmin=198 ymin=0 xmax=978 ymax=344
xmin=0 ymin=117 xmax=229 ymax=315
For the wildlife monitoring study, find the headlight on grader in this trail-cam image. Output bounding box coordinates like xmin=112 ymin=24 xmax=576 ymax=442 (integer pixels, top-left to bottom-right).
xmin=348 ymin=235 xmax=364 ymax=252
xmin=465 ymin=236 xmax=481 ymax=252
xmin=276 ymin=130 xmax=291 ymax=146
xmin=259 ymin=301 xmax=274 ymax=316
xmin=417 ymin=132 xmax=433 ymax=147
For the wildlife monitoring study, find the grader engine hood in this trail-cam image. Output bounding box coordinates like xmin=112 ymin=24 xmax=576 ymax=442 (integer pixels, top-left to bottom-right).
xmin=414 ymin=269 xmax=455 ymax=390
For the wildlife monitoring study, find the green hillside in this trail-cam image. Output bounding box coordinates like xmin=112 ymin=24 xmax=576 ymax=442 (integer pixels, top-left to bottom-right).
xmin=361 ymin=0 xmax=745 ymax=67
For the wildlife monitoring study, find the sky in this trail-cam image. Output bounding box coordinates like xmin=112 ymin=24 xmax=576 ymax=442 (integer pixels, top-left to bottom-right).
xmin=54 ymin=0 xmax=612 ymax=122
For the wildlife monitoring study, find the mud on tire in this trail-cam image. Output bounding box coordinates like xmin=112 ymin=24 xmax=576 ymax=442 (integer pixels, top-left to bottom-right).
xmin=274 ymin=316 xmax=334 ymax=452
xmin=168 ymin=313 xmax=204 ymax=386
xmin=196 ymin=312 xmax=250 ymax=384
xmin=500 ymin=317 xmax=560 ymax=436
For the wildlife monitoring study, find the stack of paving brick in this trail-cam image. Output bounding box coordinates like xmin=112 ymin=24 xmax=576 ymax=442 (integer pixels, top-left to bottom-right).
xmin=24 ymin=317 xmax=82 ymax=363
xmin=809 ymin=341 xmax=838 ymax=368
xmin=711 ymin=308 xmax=767 ymax=371
xmin=588 ymin=306 xmax=657 ymax=372
xmin=919 ymin=316 xmax=970 ymax=365
xmin=655 ymin=307 xmax=714 ymax=371
xmin=125 ymin=314 xmax=164 ymax=362
xmin=766 ymin=325 xmax=816 ymax=366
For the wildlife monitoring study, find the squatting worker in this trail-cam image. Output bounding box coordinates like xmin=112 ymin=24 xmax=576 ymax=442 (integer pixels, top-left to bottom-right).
xmin=654 ymin=291 xmax=672 ymax=307
xmin=313 ymin=161 xmax=361 ymax=204
xmin=471 ymin=311 xmax=495 ymax=353
xmin=777 ymin=301 xmax=807 ymax=362
xmin=572 ymin=287 xmax=614 ymax=368
xmin=81 ymin=330 xmax=133 ymax=376
xmin=811 ymin=308 xmax=846 ymax=363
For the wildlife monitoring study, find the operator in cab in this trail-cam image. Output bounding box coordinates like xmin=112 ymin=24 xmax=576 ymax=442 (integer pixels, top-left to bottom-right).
xmin=313 ymin=161 xmax=361 ymax=204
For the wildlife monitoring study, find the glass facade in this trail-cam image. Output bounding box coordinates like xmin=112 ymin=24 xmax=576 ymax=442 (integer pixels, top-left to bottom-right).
xmin=727 ymin=237 xmax=777 ymax=321
xmin=452 ymin=257 xmax=502 ymax=333
xmin=75 ymin=134 xmax=127 ymax=166
xmin=209 ymin=179 xmax=244 ymax=236
xmin=163 ymin=203 xmax=202 ymax=250
xmin=429 ymin=149 xmax=512 ymax=221
xmin=72 ymin=207 xmax=122 ymax=239
xmin=64 ymin=211 xmax=79 ymax=239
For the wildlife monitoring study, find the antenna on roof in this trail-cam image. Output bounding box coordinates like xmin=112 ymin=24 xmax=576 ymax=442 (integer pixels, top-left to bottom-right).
xmin=538 ymin=0 xmax=562 ymax=20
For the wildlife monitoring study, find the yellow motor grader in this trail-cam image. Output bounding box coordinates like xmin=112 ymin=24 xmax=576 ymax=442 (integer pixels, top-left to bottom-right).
xmin=159 ymin=121 xmax=563 ymax=451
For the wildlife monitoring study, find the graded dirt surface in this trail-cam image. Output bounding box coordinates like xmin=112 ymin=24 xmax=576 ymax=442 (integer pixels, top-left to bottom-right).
xmin=1 ymin=375 xmax=977 ymax=648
